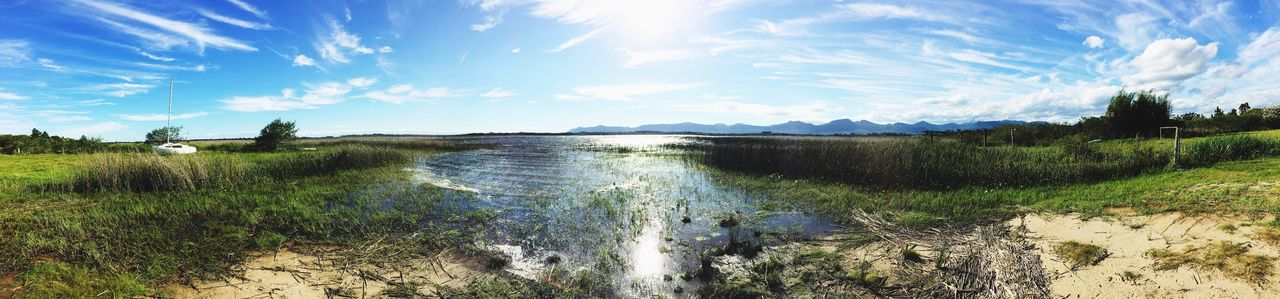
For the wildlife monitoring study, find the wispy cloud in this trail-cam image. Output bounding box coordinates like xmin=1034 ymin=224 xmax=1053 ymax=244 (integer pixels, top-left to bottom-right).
xmin=0 ymin=91 xmax=28 ymax=101
xmin=556 ymin=82 xmax=704 ymax=101
xmin=551 ymin=26 xmax=608 ymax=52
xmin=135 ymin=62 xmax=207 ymax=72
xmin=38 ymin=58 xmax=66 ymax=71
xmin=76 ymin=99 xmax=116 ymax=106
xmin=58 ymin=121 xmax=128 ymax=137
xmin=620 ymin=48 xmax=697 ymax=67
xmin=225 ymin=0 xmax=266 ymax=18
xmin=481 ymin=87 xmax=516 ymax=98
xmin=197 ymin=9 xmax=273 ymax=30
xmin=292 ymin=54 xmax=316 ymax=67
xmin=362 ymin=84 xmax=466 ymax=104
xmin=222 ymin=81 xmax=357 ymax=112
xmin=73 ymin=0 xmax=256 ymax=52
xmin=85 ymin=82 xmax=155 ymax=97
xmin=0 ymin=39 xmax=30 ymax=66
xmin=347 ymin=77 xmax=378 ymax=88
xmin=315 ymin=18 xmax=372 ymax=64
xmin=138 ymin=51 xmax=174 ymax=61
xmin=117 ymin=111 xmax=208 ymax=121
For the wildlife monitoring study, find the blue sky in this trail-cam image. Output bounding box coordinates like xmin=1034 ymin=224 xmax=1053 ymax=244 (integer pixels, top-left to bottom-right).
xmin=0 ymin=0 xmax=1278 ymax=140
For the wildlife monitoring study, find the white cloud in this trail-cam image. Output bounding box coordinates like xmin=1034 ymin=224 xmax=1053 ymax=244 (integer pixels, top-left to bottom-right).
xmin=197 ymin=9 xmax=273 ymax=30
xmin=117 ymin=111 xmax=208 ymax=121
xmin=673 ymin=100 xmax=835 ymax=122
xmin=0 ymin=39 xmax=30 ymax=66
xmin=841 ymin=3 xmax=941 ymax=21
xmin=471 ymin=14 xmax=503 ymax=32
xmin=76 ymin=99 xmax=116 ymax=106
xmin=481 ymin=87 xmax=516 ymax=98
xmin=347 ymin=77 xmax=377 ymax=88
xmin=292 ymin=54 xmax=316 ymax=67
xmin=1238 ymin=28 xmax=1280 ymax=64
xmin=225 ymin=0 xmax=266 ymax=18
xmin=556 ymin=82 xmax=704 ymax=101
xmin=0 ymin=91 xmax=28 ymax=100
xmin=38 ymin=58 xmax=65 ymax=71
xmin=1083 ymin=35 xmax=1105 ymax=48
xmin=551 ymin=26 xmax=608 ymax=52
xmin=87 ymin=83 xmax=155 ymax=97
xmin=620 ymin=49 xmax=697 ymax=67
xmin=702 ymin=93 xmax=742 ymax=100
xmin=135 ymin=62 xmax=207 ymax=72
xmin=74 ymin=0 xmax=256 ymax=52
xmin=138 ymin=51 xmax=174 ymax=62
xmin=95 ymin=17 xmax=189 ymax=50
xmin=511 ymin=47 xmax=521 ymax=54
xmin=1114 ymin=12 xmax=1159 ymax=51
xmin=378 ymin=46 xmax=393 ymax=53
xmin=221 ymin=82 xmax=352 ymax=111
xmin=1123 ymin=38 xmax=1217 ymax=90
xmin=58 ymin=121 xmax=128 ymax=137
xmin=315 ymin=18 xmax=371 ymax=64
xmin=361 ymin=84 xmax=464 ymax=104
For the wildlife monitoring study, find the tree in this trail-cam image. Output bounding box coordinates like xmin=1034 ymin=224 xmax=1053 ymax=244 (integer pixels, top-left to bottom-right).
xmin=1213 ymin=107 xmax=1226 ymax=118
xmin=253 ymin=119 xmax=298 ymax=151
xmin=1103 ymin=89 xmax=1170 ymax=138
xmin=145 ymin=126 xmax=183 ymax=145
xmin=1240 ymin=102 xmax=1252 ymax=114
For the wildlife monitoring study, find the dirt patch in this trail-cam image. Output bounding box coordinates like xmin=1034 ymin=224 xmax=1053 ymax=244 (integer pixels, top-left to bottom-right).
xmin=1014 ymin=213 xmax=1280 ymax=298
xmin=165 ymin=246 xmax=485 ymax=298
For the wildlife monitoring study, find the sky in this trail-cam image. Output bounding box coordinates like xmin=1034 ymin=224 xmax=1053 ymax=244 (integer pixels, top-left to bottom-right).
xmin=0 ymin=0 xmax=1278 ymax=140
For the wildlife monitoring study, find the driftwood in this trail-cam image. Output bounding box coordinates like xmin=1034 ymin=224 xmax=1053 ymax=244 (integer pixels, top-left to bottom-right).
xmin=845 ymin=210 xmax=1052 ymax=299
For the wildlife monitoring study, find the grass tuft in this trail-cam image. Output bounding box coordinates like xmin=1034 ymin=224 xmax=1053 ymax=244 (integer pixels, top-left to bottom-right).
xmin=1146 ymin=241 xmax=1274 ymax=284
xmin=1052 ymin=241 xmax=1109 ymax=270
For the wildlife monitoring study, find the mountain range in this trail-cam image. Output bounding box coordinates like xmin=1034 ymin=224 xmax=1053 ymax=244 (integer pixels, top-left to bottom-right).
xmin=569 ymin=119 xmax=1033 ymax=135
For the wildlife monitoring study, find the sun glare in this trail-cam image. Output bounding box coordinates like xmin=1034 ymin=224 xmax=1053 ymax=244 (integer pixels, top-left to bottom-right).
xmin=613 ymin=0 xmax=694 ymax=38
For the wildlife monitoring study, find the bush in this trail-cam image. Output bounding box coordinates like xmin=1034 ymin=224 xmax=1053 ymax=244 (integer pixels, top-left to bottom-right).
xmin=1184 ymin=135 xmax=1280 ymax=166
xmin=254 ymin=119 xmax=298 ymax=151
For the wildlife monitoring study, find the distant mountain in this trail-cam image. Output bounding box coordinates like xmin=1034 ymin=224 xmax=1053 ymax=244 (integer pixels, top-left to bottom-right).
xmin=568 ymin=119 xmax=1034 ymax=135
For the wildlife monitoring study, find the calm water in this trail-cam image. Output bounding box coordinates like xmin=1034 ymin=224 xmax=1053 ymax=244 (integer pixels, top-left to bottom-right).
xmin=411 ymin=135 xmax=838 ymax=297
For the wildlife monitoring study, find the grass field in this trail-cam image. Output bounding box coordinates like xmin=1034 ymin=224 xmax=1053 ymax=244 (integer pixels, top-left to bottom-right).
xmin=709 ymin=130 xmax=1280 ymax=226
xmin=0 ymin=142 xmax=477 ymax=298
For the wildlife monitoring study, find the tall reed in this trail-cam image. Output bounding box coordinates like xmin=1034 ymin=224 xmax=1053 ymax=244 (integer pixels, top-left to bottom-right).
xmin=50 ymin=146 xmax=413 ymax=193
xmin=683 ymin=137 xmax=1170 ymax=189
xmin=1184 ymin=135 xmax=1280 ymax=166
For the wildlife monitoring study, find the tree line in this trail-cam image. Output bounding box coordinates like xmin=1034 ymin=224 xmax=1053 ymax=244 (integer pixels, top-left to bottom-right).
xmin=2 ymin=119 xmax=299 ymax=155
xmin=934 ymin=90 xmax=1280 ymax=146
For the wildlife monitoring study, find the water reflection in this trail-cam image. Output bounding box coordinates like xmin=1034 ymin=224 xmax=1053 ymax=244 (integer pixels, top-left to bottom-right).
xmin=412 ymin=135 xmax=837 ymax=297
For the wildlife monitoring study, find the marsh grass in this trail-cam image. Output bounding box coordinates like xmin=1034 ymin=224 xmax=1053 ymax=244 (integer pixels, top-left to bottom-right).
xmin=0 ymin=143 xmax=473 ymax=298
xmin=1184 ymin=135 xmax=1280 ymax=167
xmin=1146 ymin=241 xmax=1274 ymax=284
xmin=47 ymin=146 xmax=410 ymax=193
xmin=1052 ymin=241 xmax=1109 ymax=270
xmin=683 ymin=137 xmax=1169 ymax=189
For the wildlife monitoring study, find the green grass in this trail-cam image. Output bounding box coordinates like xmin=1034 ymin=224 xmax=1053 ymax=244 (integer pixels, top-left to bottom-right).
xmin=0 ymin=143 xmax=469 ymax=297
xmin=701 ymin=130 xmax=1280 ymax=225
xmin=715 ymin=153 xmax=1280 ymax=226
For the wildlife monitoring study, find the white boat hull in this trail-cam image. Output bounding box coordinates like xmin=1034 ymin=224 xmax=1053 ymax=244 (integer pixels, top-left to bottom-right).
xmin=154 ymin=143 xmax=197 ymax=155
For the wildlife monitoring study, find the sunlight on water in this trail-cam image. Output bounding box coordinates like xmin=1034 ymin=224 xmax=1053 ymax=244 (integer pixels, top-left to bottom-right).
xmin=411 ymin=135 xmax=837 ymax=297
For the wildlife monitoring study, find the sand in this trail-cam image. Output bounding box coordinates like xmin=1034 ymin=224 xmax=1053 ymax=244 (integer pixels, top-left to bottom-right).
xmin=1014 ymin=213 xmax=1280 ymax=298
xmin=165 ymin=246 xmax=481 ymax=298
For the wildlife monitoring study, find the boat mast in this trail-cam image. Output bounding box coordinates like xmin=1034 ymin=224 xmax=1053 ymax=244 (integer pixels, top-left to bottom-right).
xmin=167 ymin=79 xmax=173 ymax=144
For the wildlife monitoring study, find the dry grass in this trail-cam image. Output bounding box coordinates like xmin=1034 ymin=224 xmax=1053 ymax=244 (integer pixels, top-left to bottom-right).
xmin=1253 ymin=227 xmax=1280 ymax=246
xmin=1146 ymin=241 xmax=1275 ymax=285
xmin=1052 ymin=241 xmax=1109 ymax=270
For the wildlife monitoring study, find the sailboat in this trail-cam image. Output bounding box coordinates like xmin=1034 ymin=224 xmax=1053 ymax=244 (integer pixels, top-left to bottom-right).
xmin=153 ymin=79 xmax=197 ymax=155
